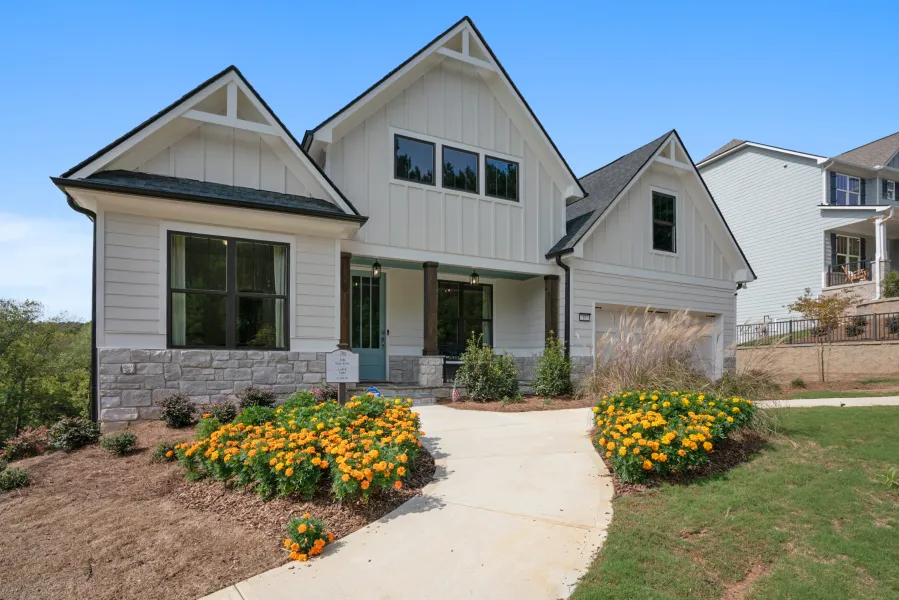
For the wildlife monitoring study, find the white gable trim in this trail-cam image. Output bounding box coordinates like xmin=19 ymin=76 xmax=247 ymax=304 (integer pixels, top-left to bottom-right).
xmin=310 ymin=17 xmax=584 ymax=200
xmin=62 ymin=68 xmax=359 ymax=217
xmin=573 ymin=133 xmax=755 ymax=282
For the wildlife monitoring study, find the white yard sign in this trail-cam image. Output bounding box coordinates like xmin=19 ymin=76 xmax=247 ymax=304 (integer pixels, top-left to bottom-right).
xmin=326 ymin=349 xmax=359 ymax=384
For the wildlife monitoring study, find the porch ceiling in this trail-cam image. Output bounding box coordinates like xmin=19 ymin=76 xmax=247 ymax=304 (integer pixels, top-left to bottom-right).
xmin=828 ymin=217 xmax=899 ymax=238
xmin=349 ymin=256 xmax=538 ymax=280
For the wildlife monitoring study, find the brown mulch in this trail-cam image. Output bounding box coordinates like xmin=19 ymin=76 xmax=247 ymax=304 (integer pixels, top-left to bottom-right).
xmin=437 ymin=395 xmax=596 ymax=412
xmin=0 ymin=421 xmax=435 ymax=600
xmin=603 ymin=430 xmax=768 ymax=498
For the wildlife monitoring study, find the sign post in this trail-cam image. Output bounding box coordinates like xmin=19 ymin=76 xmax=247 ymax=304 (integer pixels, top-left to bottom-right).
xmin=326 ymin=349 xmax=359 ymax=405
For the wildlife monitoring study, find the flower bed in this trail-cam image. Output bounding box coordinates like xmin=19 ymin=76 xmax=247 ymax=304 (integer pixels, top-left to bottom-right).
xmin=592 ymin=391 xmax=755 ymax=483
xmin=175 ymin=393 xmax=423 ymax=502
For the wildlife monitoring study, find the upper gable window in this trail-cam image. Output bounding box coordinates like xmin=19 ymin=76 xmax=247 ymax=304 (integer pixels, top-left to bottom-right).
xmin=485 ymin=156 xmax=518 ymax=202
xmin=834 ymin=173 xmax=861 ymax=206
xmin=443 ymin=146 xmax=478 ymax=194
xmin=652 ymin=192 xmax=676 ymax=253
xmin=394 ymin=135 xmax=435 ymax=185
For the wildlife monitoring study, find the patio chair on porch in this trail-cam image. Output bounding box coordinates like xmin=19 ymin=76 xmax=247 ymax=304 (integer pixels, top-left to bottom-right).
xmin=841 ymin=263 xmax=868 ymax=284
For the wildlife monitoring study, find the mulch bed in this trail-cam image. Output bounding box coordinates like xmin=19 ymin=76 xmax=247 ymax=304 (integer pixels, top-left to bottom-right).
xmin=0 ymin=421 xmax=434 ymax=600
xmin=437 ymin=395 xmax=596 ymax=412
xmin=602 ymin=430 xmax=768 ymax=498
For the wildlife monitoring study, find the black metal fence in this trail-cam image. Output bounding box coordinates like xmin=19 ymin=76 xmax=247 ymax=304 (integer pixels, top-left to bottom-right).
xmin=737 ymin=311 xmax=899 ymax=346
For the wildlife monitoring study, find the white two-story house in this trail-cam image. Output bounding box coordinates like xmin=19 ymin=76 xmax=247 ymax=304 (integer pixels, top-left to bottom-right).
xmin=53 ymin=17 xmax=754 ymax=424
xmin=699 ymin=133 xmax=899 ymax=325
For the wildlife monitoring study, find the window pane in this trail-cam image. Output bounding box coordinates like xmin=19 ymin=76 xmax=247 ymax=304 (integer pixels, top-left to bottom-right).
xmin=237 ymin=297 xmax=285 ymax=348
xmin=172 ymin=292 xmax=227 ymax=347
xmin=652 ymin=192 xmax=675 ymax=224
xmin=437 ymin=282 xmax=460 ymax=346
xmin=361 ymin=277 xmax=371 ymax=349
xmin=237 ymin=241 xmax=285 ymax=294
xmin=351 ymin=275 xmax=361 ymax=348
xmin=848 ymin=238 xmax=861 ymax=256
xmin=653 ymin=223 xmax=675 ymax=252
xmin=180 ymin=235 xmax=227 ymax=291
xmin=835 ymin=190 xmax=847 ymax=205
xmin=848 ymin=192 xmax=859 ymax=206
xmin=836 ymin=235 xmax=847 ymax=255
xmin=443 ymin=147 xmax=478 ymax=193
xmin=371 ymin=277 xmax=380 ymax=349
xmin=395 ymin=136 xmax=434 ymax=184
xmin=836 ymin=174 xmax=848 ymax=190
xmin=848 ymin=178 xmax=860 ymax=193
xmin=486 ymin=157 xmax=518 ymax=201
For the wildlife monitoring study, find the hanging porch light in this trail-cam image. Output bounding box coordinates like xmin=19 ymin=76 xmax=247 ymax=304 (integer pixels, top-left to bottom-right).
xmin=469 ymin=270 xmax=480 ymax=286
xmin=371 ymin=260 xmax=382 ymax=279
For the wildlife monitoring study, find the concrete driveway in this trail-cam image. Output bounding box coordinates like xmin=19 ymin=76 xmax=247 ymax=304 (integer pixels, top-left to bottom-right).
xmin=204 ymin=405 xmax=612 ymax=600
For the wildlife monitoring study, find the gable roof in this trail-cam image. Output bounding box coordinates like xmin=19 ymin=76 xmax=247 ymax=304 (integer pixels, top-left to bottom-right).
xmin=699 ymin=139 xmax=746 ymax=164
xmin=305 ymin=16 xmax=586 ymax=199
xmin=697 ymin=139 xmax=825 ymax=167
xmin=58 ymin=65 xmax=361 ymax=217
xmin=546 ymin=131 xmax=671 ymax=257
xmin=831 ymin=131 xmax=899 ymax=169
xmin=52 ymin=170 xmax=367 ymax=223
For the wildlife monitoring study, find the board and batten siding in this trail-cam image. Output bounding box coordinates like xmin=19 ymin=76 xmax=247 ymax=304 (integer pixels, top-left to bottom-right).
xmin=569 ymin=264 xmax=736 ymax=358
xmin=327 ymin=59 xmax=566 ymax=263
xmin=581 ymin=165 xmax=734 ymax=281
xmin=102 ymin=212 xmax=338 ymax=349
xmin=700 ymin=147 xmax=861 ymax=323
xmin=117 ymin=122 xmax=334 ymax=203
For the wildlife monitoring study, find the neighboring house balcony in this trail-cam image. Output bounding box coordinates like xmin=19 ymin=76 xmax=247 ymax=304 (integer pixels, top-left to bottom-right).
xmin=822 ymin=209 xmax=899 ymax=300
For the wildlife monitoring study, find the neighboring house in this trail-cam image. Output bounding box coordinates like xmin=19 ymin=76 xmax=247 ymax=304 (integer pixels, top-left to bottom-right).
xmin=53 ymin=17 xmax=754 ymax=424
xmin=699 ymin=133 xmax=899 ymax=325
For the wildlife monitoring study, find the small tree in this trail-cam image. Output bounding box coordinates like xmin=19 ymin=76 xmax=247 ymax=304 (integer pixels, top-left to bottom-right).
xmin=882 ymin=270 xmax=899 ymax=298
xmin=787 ymin=288 xmax=857 ymax=382
xmin=533 ymin=332 xmax=572 ymax=397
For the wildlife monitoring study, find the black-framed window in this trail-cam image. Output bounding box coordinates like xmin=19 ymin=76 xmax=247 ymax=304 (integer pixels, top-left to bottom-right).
xmin=169 ymin=232 xmax=289 ymax=349
xmin=394 ymin=134 xmax=435 ymax=185
xmin=652 ymin=192 xmax=676 ymax=253
xmin=443 ymin=146 xmax=478 ymax=193
xmin=437 ymin=281 xmax=493 ymax=348
xmin=485 ymin=156 xmax=518 ymax=201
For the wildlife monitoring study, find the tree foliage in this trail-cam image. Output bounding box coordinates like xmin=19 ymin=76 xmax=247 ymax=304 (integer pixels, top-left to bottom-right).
xmin=786 ymin=288 xmax=858 ymax=382
xmin=0 ymin=299 xmax=90 ymax=443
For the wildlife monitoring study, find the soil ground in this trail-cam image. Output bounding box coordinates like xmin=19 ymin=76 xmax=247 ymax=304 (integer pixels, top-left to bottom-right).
xmin=774 ymin=376 xmax=899 ymax=400
xmin=437 ymin=394 xmax=595 ymax=412
xmin=0 ymin=421 xmax=434 ymax=600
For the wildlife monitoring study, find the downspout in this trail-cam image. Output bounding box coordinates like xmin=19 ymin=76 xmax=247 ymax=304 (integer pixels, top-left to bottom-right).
xmin=554 ymin=254 xmax=571 ymax=359
xmin=66 ymin=194 xmax=99 ymax=422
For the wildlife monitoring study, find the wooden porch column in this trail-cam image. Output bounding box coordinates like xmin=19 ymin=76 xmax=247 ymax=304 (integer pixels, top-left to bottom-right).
xmin=423 ymin=261 xmax=439 ymax=355
xmin=339 ymin=252 xmax=351 ymax=349
xmin=544 ymin=274 xmax=560 ymax=343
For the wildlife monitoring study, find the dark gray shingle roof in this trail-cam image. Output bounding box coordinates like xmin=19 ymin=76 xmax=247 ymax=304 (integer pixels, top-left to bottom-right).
xmin=54 ymin=170 xmax=366 ymax=222
xmin=546 ymin=131 xmax=671 ymax=257
xmin=832 ymin=131 xmax=899 ymax=169
xmin=698 ymin=139 xmax=746 ymax=164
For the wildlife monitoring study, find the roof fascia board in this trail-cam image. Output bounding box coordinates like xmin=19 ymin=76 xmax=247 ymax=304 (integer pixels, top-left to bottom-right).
xmin=698 ymin=141 xmax=826 ymax=168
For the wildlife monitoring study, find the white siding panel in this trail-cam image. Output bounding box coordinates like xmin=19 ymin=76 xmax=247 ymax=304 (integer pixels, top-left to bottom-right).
xmin=295 ymin=235 xmax=336 ymax=342
xmin=104 ymin=213 xmax=161 ymax=334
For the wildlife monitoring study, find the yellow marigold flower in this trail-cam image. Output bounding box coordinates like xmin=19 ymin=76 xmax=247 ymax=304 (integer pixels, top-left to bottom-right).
xmin=298 ymin=524 xmax=308 ymax=534
xmin=727 ymin=416 xmax=734 ymax=423
xmin=618 ymin=447 xmax=627 ymax=456
xmin=285 ymin=467 xmax=294 ymax=477
xmin=397 ymin=466 xmax=406 ymax=476
xmin=605 ymin=451 xmax=612 ymax=458
xmin=703 ymin=442 xmax=713 ymax=451
xmin=341 ymin=474 xmax=350 ymax=482
xmin=678 ymin=449 xmax=686 ymax=457
xmin=275 ymin=462 xmax=284 ymax=471
xmin=302 ymin=513 xmax=310 ymax=519
xmin=633 ymin=447 xmax=641 ymax=455
xmin=269 ymin=458 xmax=278 ymax=466
xmin=394 ymin=480 xmax=402 ymax=490
xmin=165 ymin=450 xmax=173 ymax=458
xmin=361 ymin=480 xmax=370 ymax=490
xmin=642 ymin=460 xmax=653 ymax=470
xmin=328 ymin=532 xmax=335 ymax=543
xmin=606 ymin=442 xmax=615 ymax=451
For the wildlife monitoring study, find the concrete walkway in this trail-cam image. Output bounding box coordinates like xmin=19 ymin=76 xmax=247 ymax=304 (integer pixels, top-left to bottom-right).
xmin=758 ymin=397 xmax=899 ymax=409
xmin=204 ymin=406 xmax=612 ymax=600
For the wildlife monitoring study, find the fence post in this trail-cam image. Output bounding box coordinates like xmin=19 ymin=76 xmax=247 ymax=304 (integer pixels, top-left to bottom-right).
xmin=788 ymin=320 xmax=793 ymax=345
xmin=874 ymin=313 xmax=879 ymax=341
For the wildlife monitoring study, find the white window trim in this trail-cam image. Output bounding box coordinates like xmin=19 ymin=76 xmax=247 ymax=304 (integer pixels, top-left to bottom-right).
xmin=833 ymin=173 xmax=861 ymax=206
xmin=388 ymin=126 xmax=524 ymax=208
xmin=835 ymin=233 xmax=862 ymax=266
xmin=649 ymin=185 xmax=680 ymax=257
xmin=157 ymin=220 xmax=297 ymax=347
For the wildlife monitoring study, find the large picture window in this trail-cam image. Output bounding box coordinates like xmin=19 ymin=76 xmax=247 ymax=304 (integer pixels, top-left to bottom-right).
xmin=394 ymin=134 xmax=435 ymax=185
xmin=169 ymin=232 xmax=288 ymax=349
xmin=437 ymin=281 xmax=493 ymax=349
xmin=834 ymin=174 xmax=861 ymax=206
xmin=652 ymin=191 xmax=677 ymax=253
xmin=835 ymin=234 xmax=861 ymax=266
xmin=442 ymin=146 xmax=478 ymax=193
xmin=485 ymin=156 xmax=518 ymax=201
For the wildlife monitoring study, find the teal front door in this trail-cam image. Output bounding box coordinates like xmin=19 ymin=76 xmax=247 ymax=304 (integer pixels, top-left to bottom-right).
xmin=350 ymin=272 xmax=386 ymax=381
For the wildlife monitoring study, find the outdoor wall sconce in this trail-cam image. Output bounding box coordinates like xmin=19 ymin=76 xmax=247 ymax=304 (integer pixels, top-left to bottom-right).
xmin=469 ymin=270 xmax=480 ymax=285
xmin=371 ymin=260 xmax=381 ymax=279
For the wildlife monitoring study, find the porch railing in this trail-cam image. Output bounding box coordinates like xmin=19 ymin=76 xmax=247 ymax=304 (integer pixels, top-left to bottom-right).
xmin=824 ymin=259 xmax=875 ymax=287
xmin=737 ymin=311 xmax=899 ymax=346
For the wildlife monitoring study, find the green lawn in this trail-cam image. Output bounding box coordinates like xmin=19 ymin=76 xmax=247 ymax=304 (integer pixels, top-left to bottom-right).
xmin=857 ymin=377 xmax=899 ymax=386
xmin=573 ymin=407 xmax=899 ymax=600
xmin=781 ymin=390 xmax=899 ymax=400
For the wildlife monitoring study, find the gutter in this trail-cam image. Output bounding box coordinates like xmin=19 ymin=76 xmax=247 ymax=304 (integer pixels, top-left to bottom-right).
xmin=65 ymin=194 xmax=99 ymax=422
xmin=554 ymin=253 xmax=572 ymax=359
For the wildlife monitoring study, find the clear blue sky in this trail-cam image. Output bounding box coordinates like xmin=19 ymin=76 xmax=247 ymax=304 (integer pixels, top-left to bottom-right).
xmin=2 ymin=0 xmax=898 ymax=319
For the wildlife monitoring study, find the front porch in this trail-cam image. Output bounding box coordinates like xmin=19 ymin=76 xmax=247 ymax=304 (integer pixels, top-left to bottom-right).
xmin=822 ymin=210 xmax=899 ymax=300
xmin=338 ymin=253 xmax=561 ymax=386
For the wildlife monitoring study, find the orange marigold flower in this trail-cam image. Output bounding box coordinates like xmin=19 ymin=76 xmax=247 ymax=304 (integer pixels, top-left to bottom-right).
xmin=361 ymin=480 xmax=370 ymax=490
xmin=298 ymin=524 xmax=308 ymax=534
xmin=394 ymin=480 xmax=402 ymax=490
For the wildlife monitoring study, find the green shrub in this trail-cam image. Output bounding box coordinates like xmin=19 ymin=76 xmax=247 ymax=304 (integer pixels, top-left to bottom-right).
xmin=48 ymin=417 xmax=100 ymax=452
xmin=237 ymin=386 xmax=276 ymax=409
xmin=100 ymin=431 xmax=138 ymax=456
xmin=195 ymin=416 xmax=222 ymax=440
xmin=281 ymin=391 xmax=318 ymax=412
xmin=233 ymin=405 xmax=277 ymax=427
xmin=882 ymin=270 xmax=899 ymax=298
xmin=0 ymin=467 xmax=30 ymax=492
xmin=887 ymin=316 xmax=899 ymax=336
xmin=0 ymin=458 xmax=7 ymax=473
xmin=845 ymin=315 xmax=868 ymax=337
xmin=1 ymin=426 xmax=49 ymax=461
xmin=203 ymin=401 xmax=238 ymax=424
xmin=311 ymin=384 xmax=338 ymax=402
xmin=455 ymin=335 xmax=519 ymax=401
xmin=175 ymin=395 xmax=422 ymax=501
xmin=533 ymin=332 xmax=572 ymax=397
xmin=282 ymin=514 xmax=334 ymax=561
xmin=593 ymin=390 xmax=756 ymax=483
xmin=790 ymin=377 xmax=806 ymax=389
xmin=150 ymin=440 xmax=177 ymax=463
xmin=158 ymin=393 xmax=196 ymax=428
